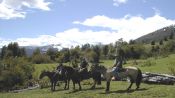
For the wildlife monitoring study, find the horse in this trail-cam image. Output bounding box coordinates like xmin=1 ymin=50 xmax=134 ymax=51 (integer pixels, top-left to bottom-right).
xmin=39 ymin=71 xmax=58 ymax=91
xmin=57 ymin=65 xmax=82 ymax=90
xmin=39 ymin=70 xmax=69 ymax=91
xmin=92 ymin=65 xmax=142 ymax=92
xmin=57 ymin=65 xmax=101 ymax=90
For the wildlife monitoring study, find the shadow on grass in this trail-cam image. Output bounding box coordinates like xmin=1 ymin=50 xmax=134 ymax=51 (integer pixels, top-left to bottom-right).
xmin=99 ymin=88 xmax=149 ymax=94
xmin=54 ymin=89 xmax=67 ymax=92
xmin=66 ymin=87 xmax=105 ymax=94
xmin=83 ymin=87 xmax=105 ymax=91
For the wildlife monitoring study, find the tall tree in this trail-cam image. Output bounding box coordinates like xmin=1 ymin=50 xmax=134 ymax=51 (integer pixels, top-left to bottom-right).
xmin=102 ymin=45 xmax=109 ymax=57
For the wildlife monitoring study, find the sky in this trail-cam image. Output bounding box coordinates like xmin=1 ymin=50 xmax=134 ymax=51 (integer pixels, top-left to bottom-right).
xmin=0 ymin=0 xmax=175 ymax=48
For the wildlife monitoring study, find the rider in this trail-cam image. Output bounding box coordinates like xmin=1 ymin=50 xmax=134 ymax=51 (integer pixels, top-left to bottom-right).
xmin=79 ymin=57 xmax=89 ymax=78
xmin=113 ymin=56 xmax=123 ymax=69
xmin=112 ymin=55 xmax=123 ymax=79
xmin=56 ymin=63 xmax=63 ymax=70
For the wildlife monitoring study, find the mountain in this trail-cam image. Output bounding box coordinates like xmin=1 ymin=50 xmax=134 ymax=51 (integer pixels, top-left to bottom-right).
xmin=22 ymin=45 xmax=58 ymax=56
xmin=135 ymin=25 xmax=175 ymax=43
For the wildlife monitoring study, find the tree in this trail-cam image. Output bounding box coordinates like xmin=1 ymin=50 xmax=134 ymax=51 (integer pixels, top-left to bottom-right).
xmin=92 ymin=45 xmax=101 ymax=63
xmin=0 ymin=46 xmax=7 ymax=59
xmin=151 ymin=40 xmax=155 ymax=45
xmin=33 ymin=48 xmax=41 ymax=56
xmin=129 ymin=40 xmax=136 ymax=45
xmin=46 ymin=48 xmax=57 ymax=61
xmin=60 ymin=48 xmax=70 ymax=63
xmin=102 ymin=45 xmax=109 ymax=57
xmin=164 ymin=37 xmax=168 ymax=41
xmin=7 ymin=42 xmax=19 ymax=57
xmin=169 ymin=32 xmax=174 ymax=39
xmin=32 ymin=48 xmax=51 ymax=64
xmin=0 ymin=42 xmax=26 ymax=59
xmin=81 ymin=43 xmax=90 ymax=51
xmin=159 ymin=40 xmax=163 ymax=45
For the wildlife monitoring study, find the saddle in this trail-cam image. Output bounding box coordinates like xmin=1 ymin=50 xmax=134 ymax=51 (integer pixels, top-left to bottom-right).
xmin=118 ymin=68 xmax=126 ymax=72
xmin=79 ymin=68 xmax=89 ymax=80
xmin=112 ymin=67 xmax=127 ymax=80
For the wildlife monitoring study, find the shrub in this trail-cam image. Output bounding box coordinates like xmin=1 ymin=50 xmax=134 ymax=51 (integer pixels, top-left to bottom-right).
xmin=32 ymin=54 xmax=52 ymax=64
xmin=0 ymin=57 xmax=34 ymax=91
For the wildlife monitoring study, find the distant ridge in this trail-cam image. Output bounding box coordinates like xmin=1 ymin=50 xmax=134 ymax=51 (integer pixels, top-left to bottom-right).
xmin=135 ymin=25 xmax=175 ymax=43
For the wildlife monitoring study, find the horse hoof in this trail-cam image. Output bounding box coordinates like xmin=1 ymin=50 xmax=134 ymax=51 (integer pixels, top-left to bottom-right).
xmin=126 ymin=88 xmax=130 ymax=91
xmin=90 ymin=87 xmax=95 ymax=90
xmin=105 ymin=90 xmax=109 ymax=93
xmin=135 ymin=87 xmax=139 ymax=90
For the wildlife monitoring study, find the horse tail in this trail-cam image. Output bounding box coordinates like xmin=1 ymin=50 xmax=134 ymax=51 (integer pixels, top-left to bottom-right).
xmin=136 ymin=68 xmax=142 ymax=87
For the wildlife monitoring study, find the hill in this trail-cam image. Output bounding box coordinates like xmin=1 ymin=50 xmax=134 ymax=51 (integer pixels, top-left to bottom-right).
xmin=136 ymin=25 xmax=175 ymax=43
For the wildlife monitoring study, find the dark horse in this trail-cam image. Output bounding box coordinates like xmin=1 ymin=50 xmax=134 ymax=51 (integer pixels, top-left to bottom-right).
xmin=39 ymin=70 xmax=69 ymax=91
xmin=57 ymin=65 xmax=101 ymax=90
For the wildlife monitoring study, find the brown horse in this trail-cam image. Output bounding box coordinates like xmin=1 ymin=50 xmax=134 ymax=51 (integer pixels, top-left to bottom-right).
xmin=39 ymin=70 xmax=69 ymax=91
xmin=56 ymin=65 xmax=102 ymax=90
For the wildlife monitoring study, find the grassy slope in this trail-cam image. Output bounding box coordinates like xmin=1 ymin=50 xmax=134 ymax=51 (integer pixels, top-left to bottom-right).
xmin=1 ymin=54 xmax=175 ymax=98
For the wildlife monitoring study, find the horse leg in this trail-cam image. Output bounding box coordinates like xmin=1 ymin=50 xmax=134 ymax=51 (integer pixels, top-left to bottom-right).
xmin=78 ymin=81 xmax=82 ymax=90
xmin=127 ymin=77 xmax=134 ymax=91
xmin=64 ymin=80 xmax=67 ymax=90
xmin=53 ymin=82 xmax=56 ymax=91
xmin=106 ymin=81 xmax=110 ymax=92
xmin=67 ymin=79 xmax=70 ymax=90
xmin=73 ymin=81 xmax=75 ymax=90
xmin=135 ymin=69 xmax=142 ymax=90
xmin=135 ymin=78 xmax=141 ymax=90
xmin=127 ymin=82 xmax=133 ymax=91
xmin=90 ymin=80 xmax=96 ymax=89
xmin=51 ymin=82 xmax=53 ymax=91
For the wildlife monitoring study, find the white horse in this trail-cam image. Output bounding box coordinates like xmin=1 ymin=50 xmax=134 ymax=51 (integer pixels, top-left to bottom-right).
xmin=91 ymin=65 xmax=142 ymax=92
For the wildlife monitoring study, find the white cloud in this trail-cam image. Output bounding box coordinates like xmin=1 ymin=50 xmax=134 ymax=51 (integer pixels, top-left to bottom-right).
xmin=0 ymin=28 xmax=121 ymax=48
xmin=74 ymin=14 xmax=175 ymax=42
xmin=113 ymin=0 xmax=128 ymax=6
xmin=1 ymin=14 xmax=175 ymax=48
xmin=13 ymin=29 xmax=119 ymax=48
xmin=0 ymin=0 xmax=51 ymax=19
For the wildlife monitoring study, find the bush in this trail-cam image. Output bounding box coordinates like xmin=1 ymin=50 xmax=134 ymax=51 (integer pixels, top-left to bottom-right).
xmin=32 ymin=54 xmax=52 ymax=64
xmin=0 ymin=57 xmax=34 ymax=91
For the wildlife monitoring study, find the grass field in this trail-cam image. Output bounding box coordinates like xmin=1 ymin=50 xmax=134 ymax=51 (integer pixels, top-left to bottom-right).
xmin=0 ymin=54 xmax=175 ymax=98
xmin=0 ymin=82 xmax=175 ymax=98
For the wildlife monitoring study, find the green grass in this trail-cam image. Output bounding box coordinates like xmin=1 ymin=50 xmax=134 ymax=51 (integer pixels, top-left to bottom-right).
xmin=0 ymin=82 xmax=175 ymax=98
xmin=1 ymin=54 xmax=175 ymax=98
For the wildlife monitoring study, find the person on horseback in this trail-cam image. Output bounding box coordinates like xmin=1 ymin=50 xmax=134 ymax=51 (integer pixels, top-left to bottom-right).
xmin=54 ymin=63 xmax=63 ymax=77
xmin=56 ymin=63 xmax=63 ymax=70
xmin=79 ymin=57 xmax=89 ymax=79
xmin=113 ymin=56 xmax=123 ymax=69
xmin=112 ymin=48 xmax=125 ymax=80
xmin=79 ymin=57 xmax=89 ymax=72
